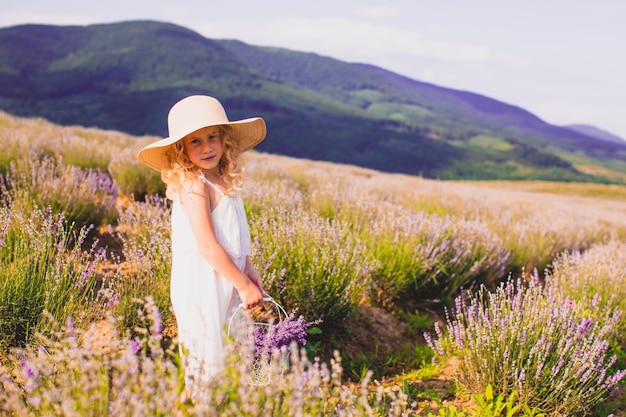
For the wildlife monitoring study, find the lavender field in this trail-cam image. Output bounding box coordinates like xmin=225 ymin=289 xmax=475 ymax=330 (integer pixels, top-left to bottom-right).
xmin=1 ymin=110 xmax=626 ymax=416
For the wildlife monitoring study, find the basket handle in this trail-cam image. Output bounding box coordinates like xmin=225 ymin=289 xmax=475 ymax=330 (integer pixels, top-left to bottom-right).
xmin=227 ymin=293 xmax=288 ymax=337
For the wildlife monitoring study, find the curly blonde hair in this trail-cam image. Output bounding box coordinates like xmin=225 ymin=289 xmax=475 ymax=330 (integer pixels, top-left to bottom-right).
xmin=161 ymin=125 xmax=244 ymax=199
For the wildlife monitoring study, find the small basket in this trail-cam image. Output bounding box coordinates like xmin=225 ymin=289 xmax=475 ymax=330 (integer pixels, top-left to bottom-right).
xmin=227 ymin=295 xmax=288 ymax=385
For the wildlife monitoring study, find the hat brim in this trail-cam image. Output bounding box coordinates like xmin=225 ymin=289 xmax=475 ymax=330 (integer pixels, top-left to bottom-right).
xmin=137 ymin=117 xmax=266 ymax=171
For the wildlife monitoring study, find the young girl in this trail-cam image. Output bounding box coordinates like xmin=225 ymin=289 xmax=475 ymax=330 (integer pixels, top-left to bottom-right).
xmin=137 ymin=95 xmax=266 ymax=399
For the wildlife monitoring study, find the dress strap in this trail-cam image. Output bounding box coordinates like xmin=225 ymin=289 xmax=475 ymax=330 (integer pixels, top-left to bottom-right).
xmin=197 ymin=171 xmax=225 ymax=197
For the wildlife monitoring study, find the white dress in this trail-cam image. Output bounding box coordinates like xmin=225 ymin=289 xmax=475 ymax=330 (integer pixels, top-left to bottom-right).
xmin=170 ymin=174 xmax=251 ymax=397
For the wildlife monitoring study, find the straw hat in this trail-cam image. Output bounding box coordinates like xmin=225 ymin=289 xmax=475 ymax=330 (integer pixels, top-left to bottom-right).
xmin=138 ymin=95 xmax=266 ymax=171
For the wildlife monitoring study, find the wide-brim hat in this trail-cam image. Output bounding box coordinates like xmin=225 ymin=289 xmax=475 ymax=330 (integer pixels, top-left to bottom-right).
xmin=138 ymin=95 xmax=266 ymax=171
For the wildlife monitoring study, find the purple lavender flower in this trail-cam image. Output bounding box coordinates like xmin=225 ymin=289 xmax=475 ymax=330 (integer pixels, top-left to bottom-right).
xmin=75 ymin=262 xmax=95 ymax=287
xmin=107 ymin=292 xmax=120 ymax=308
xmin=65 ymin=316 xmax=74 ymax=332
xmin=21 ymin=359 xmax=38 ymax=392
xmin=22 ymin=360 xmax=35 ymax=379
xmin=152 ymin=310 xmax=163 ymax=338
xmin=253 ymin=314 xmax=317 ymax=357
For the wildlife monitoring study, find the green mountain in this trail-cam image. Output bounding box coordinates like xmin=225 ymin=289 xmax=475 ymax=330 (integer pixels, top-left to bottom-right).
xmin=1 ymin=20 xmax=625 ymax=182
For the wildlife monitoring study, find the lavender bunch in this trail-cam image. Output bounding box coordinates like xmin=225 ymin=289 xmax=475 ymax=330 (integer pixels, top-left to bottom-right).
xmin=253 ymin=313 xmax=318 ymax=357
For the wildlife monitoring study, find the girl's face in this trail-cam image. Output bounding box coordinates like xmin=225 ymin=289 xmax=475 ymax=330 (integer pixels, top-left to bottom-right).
xmin=182 ymin=126 xmax=224 ymax=174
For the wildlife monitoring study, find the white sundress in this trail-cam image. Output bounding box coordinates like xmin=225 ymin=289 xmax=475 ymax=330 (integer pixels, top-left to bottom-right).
xmin=169 ymin=173 xmax=251 ymax=398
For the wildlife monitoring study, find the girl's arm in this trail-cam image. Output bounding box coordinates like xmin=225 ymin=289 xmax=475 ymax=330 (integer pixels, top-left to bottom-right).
xmin=179 ymin=178 xmax=263 ymax=309
xmin=244 ymin=257 xmax=264 ymax=294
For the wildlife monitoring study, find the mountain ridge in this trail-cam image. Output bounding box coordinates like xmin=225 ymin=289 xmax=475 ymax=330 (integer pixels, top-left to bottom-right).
xmin=566 ymin=124 xmax=625 ymax=144
xmin=1 ymin=20 xmax=625 ymax=183
xmin=215 ymin=39 xmax=620 ymax=152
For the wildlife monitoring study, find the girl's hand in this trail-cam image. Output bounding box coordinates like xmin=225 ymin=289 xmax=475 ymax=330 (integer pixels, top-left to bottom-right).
xmin=238 ymin=280 xmax=263 ymax=309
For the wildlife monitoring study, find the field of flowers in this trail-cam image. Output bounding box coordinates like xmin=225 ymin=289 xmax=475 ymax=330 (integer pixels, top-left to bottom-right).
xmin=1 ymin=110 xmax=626 ymax=416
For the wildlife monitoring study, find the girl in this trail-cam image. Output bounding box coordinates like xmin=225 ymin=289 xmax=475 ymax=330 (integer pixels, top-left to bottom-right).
xmin=137 ymin=95 xmax=266 ymax=399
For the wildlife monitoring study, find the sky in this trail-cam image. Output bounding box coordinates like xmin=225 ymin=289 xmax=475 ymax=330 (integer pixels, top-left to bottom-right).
xmin=1 ymin=0 xmax=625 ymax=140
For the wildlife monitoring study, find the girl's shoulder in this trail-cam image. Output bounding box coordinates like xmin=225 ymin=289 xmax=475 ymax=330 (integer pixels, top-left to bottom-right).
xmin=175 ymin=175 xmax=209 ymax=201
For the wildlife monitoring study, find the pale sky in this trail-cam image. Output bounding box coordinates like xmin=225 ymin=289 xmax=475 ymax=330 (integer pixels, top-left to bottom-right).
xmin=1 ymin=0 xmax=625 ymax=140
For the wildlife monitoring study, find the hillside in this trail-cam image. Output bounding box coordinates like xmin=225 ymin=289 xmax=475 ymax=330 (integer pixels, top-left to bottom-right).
xmin=1 ymin=20 xmax=625 ymax=183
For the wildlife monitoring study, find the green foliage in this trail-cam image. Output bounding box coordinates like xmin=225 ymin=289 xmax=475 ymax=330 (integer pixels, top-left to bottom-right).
xmin=384 ymin=343 xmax=434 ymax=377
xmin=400 ymin=310 xmax=436 ymax=335
xmin=506 ymin=139 xmax=574 ymax=169
xmin=428 ymin=384 xmax=545 ymax=417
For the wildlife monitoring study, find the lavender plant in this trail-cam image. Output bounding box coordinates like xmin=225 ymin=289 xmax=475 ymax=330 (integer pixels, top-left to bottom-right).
xmin=197 ymin=343 xmax=412 ymax=416
xmin=4 ymin=154 xmax=118 ymax=229
xmin=109 ymin=148 xmax=166 ymax=198
xmin=112 ymin=195 xmax=173 ymax=330
xmin=269 ymin=169 xmax=512 ymax=305
xmin=242 ymin=155 xmax=304 ymax=216
xmin=0 ymin=205 xmax=110 ymax=353
xmin=547 ymin=240 xmax=626 ymax=342
xmin=0 ymin=298 xmax=181 ymax=416
xmin=249 ymin=205 xmax=374 ymax=326
xmin=393 ymin=179 xmax=616 ymax=275
xmin=502 ymin=211 xmax=602 ymax=274
xmin=0 ymin=110 xmax=143 ymax=171
xmin=425 ymin=277 xmax=626 ymax=416
xmin=0 ymin=298 xmax=421 ymax=417
xmin=363 ymin=202 xmax=510 ymax=305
